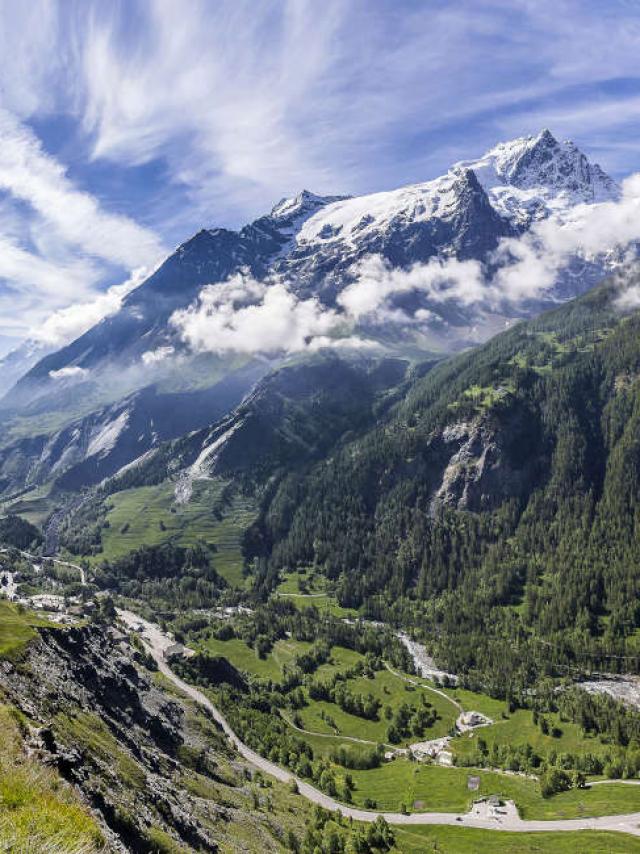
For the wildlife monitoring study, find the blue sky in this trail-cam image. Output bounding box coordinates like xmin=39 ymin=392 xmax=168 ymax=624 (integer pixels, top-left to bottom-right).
xmin=1 ymin=0 xmax=640 ymax=351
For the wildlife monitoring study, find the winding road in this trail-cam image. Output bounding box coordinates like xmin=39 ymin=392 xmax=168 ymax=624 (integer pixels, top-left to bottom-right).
xmin=117 ymin=609 xmax=640 ymax=837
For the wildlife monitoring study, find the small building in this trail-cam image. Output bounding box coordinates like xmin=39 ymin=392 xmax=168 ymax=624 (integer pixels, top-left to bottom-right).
xmin=467 ymin=775 xmax=480 ymax=791
xmin=164 ymin=642 xmax=194 ymax=660
xmin=29 ymin=594 xmax=65 ymax=612
xmin=456 ymin=710 xmax=492 ymax=732
xmin=410 ymin=737 xmax=451 ymax=762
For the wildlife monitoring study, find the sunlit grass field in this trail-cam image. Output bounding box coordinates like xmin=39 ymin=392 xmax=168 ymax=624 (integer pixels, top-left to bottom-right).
xmin=393 ymin=825 xmax=640 ymax=853
xmin=0 ymin=600 xmax=53 ymax=659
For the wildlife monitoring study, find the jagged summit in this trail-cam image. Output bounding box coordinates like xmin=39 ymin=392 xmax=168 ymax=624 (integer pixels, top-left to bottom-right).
xmin=290 ymin=129 xmax=618 ymax=247
xmin=458 ymin=128 xmax=619 ymax=207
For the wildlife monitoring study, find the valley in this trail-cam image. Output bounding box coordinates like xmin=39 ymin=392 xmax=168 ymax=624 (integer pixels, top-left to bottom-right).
xmin=0 ymin=126 xmax=639 ymax=852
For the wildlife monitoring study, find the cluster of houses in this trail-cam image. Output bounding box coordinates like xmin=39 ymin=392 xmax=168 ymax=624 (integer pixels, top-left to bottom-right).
xmin=396 ymin=709 xmax=493 ymax=767
xmin=0 ymin=566 xmax=96 ymax=623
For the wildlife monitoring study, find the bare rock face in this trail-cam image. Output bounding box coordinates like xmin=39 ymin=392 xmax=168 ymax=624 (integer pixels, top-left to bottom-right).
xmin=430 ymin=413 xmax=537 ymax=513
xmin=0 ymin=623 xmax=274 ymax=853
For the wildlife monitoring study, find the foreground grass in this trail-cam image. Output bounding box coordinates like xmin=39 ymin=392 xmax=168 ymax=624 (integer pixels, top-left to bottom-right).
xmin=0 ymin=705 xmax=103 ymax=852
xmin=54 ymin=711 xmax=146 ymax=792
xmin=393 ymin=825 xmax=640 ymax=853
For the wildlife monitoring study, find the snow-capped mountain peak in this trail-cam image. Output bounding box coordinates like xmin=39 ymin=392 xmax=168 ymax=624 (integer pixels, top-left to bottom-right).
xmin=457 ymin=129 xmax=620 ymax=211
xmin=5 ymin=129 xmax=624 ymax=409
xmin=290 ymin=130 xmax=618 ymax=250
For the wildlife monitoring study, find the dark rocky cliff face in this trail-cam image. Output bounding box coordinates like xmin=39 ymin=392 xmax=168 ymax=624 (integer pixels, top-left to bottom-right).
xmin=428 ymin=410 xmax=542 ymax=513
xmin=0 ymin=623 xmax=302 ymax=852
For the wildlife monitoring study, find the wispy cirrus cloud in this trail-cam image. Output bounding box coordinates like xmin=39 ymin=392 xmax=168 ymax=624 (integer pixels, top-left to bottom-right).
xmin=0 ymin=107 xmax=165 ymax=341
xmin=0 ymin=110 xmax=165 ymax=269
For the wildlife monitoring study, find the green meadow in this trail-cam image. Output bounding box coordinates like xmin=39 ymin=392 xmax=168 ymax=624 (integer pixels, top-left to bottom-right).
xmin=89 ymin=478 xmax=257 ymax=586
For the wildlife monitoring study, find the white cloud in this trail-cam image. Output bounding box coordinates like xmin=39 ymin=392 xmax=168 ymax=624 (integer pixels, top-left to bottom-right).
xmin=0 ymin=109 xmax=166 ymax=342
xmin=171 ymin=272 xmax=347 ymax=355
xmin=142 ymin=345 xmax=175 ymax=365
xmin=48 ymin=366 xmax=89 ymax=381
xmin=0 ymin=233 xmax=100 ymax=302
xmin=0 ymin=109 xmax=165 ymax=269
xmin=170 ymin=170 xmax=640 ymax=360
xmin=338 ymin=256 xmax=486 ymax=320
xmin=335 ymin=174 xmax=640 ymax=324
xmin=2 ymin=0 xmax=640 ymax=352
xmin=33 ymin=267 xmax=152 ymax=346
xmin=615 ymin=283 xmax=640 ymax=311
xmin=492 ymin=173 xmax=640 ymax=299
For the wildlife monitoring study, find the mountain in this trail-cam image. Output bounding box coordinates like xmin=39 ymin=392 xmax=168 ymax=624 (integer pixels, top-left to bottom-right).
xmin=106 ymin=352 xmax=411 ymax=498
xmin=0 ymin=130 xmax=625 ymax=520
xmin=0 ymin=339 xmax=53 ymax=397
xmin=4 ymin=130 xmax=619 ymax=412
xmin=0 ymin=607 xmax=323 ymax=851
xmin=52 ymin=269 xmax=640 ymax=685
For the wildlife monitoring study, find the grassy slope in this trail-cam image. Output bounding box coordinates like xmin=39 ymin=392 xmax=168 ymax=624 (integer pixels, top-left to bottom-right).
xmin=0 ymin=704 xmax=103 ymax=852
xmin=452 ymin=707 xmax=614 ymax=766
xmin=195 ymin=636 xmax=315 ymax=681
xmin=347 ymin=763 xmax=640 ymax=819
xmin=91 ymin=479 xmax=256 ymax=586
xmin=203 ymin=631 xmax=640 ymax=819
xmin=0 ymin=600 xmax=53 ymax=659
xmin=276 ymin=571 xmax=359 ymax=617
xmin=298 ymin=667 xmax=457 ymax=744
xmin=0 ymin=608 xmax=103 ymax=851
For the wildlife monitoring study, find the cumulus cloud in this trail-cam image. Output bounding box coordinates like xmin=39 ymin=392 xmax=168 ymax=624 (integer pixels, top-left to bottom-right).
xmin=492 ymin=173 xmax=640 ymax=300
xmin=338 ymin=255 xmax=486 ymax=319
xmin=337 ymin=173 xmax=640 ymax=324
xmin=48 ymin=366 xmax=89 ymax=381
xmin=171 ymin=272 xmax=347 ymax=355
xmin=615 ymin=284 xmax=640 ymax=311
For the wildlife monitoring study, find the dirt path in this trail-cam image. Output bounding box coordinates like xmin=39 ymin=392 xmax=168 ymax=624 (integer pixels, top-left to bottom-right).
xmin=281 ymin=711 xmax=400 ymax=751
xmin=384 ymin=661 xmax=462 ymax=712
xmin=117 ymin=609 xmax=640 ymax=837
